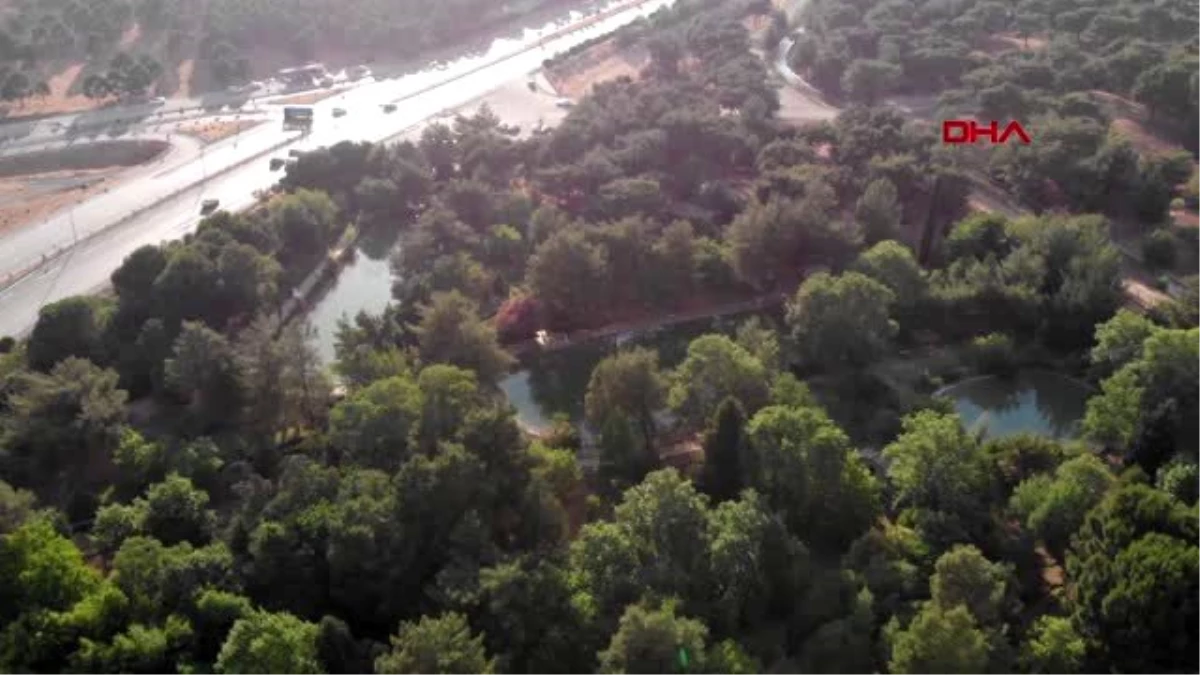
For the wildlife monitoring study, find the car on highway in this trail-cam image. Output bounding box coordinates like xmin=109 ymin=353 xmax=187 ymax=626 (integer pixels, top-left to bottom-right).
xmin=382 ymin=103 xmax=397 ymax=113
xmin=200 ymin=199 xmax=220 ymax=215
xmin=332 ymin=107 xmax=347 ymax=117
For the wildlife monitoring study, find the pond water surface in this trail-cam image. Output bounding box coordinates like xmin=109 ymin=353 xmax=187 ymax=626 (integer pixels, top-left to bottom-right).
xmin=499 ymin=310 xmax=779 ymax=432
xmin=936 ymin=370 xmax=1092 ymax=440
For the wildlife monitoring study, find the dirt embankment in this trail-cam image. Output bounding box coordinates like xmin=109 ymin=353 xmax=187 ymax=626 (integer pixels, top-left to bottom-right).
xmin=0 ymin=140 xmax=168 ymax=178
xmin=544 ymin=38 xmax=648 ymax=99
xmin=0 ymin=63 xmax=117 ymax=119
xmin=0 ymin=140 xmax=169 ymax=235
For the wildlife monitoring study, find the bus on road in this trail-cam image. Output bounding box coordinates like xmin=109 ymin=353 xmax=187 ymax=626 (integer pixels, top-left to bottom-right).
xmin=283 ymin=106 xmax=314 ymax=131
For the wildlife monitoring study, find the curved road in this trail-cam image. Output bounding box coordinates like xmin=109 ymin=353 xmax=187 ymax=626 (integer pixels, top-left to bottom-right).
xmin=0 ymin=0 xmax=675 ymax=338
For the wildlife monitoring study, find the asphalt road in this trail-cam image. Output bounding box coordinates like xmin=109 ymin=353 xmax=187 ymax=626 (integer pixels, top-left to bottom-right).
xmin=0 ymin=0 xmax=674 ymax=338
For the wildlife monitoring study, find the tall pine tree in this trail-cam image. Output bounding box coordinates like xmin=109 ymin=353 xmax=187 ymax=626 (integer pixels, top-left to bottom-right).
xmin=701 ymin=397 xmax=746 ymax=502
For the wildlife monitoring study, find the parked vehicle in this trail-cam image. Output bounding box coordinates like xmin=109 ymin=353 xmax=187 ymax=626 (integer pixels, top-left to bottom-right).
xmin=269 ymin=158 xmax=285 ymax=170
xmin=332 ymin=107 xmax=347 ymax=117
xmin=382 ymin=103 xmax=397 ymax=113
xmin=200 ymin=199 xmax=220 ymax=215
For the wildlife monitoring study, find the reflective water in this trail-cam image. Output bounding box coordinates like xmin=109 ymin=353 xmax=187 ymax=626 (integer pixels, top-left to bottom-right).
xmin=499 ymin=311 xmax=777 ymax=432
xmin=937 ymin=371 xmax=1092 ymax=440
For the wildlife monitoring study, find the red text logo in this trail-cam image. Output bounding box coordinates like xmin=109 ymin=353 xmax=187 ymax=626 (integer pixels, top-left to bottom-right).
xmin=942 ymin=120 xmax=1031 ymax=145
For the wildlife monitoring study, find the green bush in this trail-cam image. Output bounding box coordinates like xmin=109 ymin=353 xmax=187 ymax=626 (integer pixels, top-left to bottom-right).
xmin=1183 ymin=172 xmax=1199 ymax=209
xmin=1142 ymin=229 xmax=1178 ymax=271
xmin=969 ymin=333 xmax=1016 ymax=376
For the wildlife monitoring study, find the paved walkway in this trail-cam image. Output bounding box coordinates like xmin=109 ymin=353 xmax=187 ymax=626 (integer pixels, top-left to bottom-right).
xmin=510 ymin=290 xmax=790 ymax=356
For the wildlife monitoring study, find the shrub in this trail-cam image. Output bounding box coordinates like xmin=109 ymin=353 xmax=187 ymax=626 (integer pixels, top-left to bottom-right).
xmin=1142 ymin=230 xmax=1178 ymax=271
xmin=969 ymin=333 xmax=1016 ymax=376
xmin=1183 ymin=172 xmax=1199 ymax=209
xmin=494 ymin=294 xmax=542 ymax=343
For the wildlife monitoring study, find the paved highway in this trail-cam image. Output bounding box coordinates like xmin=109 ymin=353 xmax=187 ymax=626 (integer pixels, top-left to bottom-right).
xmin=0 ymin=0 xmax=674 ymax=338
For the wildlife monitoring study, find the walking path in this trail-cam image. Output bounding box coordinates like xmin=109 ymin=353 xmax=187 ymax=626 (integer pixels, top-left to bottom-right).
xmin=509 ymin=290 xmax=791 ymax=356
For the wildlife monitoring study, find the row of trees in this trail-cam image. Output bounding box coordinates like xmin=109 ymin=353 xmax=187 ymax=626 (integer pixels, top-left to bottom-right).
xmin=81 ymin=51 xmax=165 ymax=99
xmin=4 ymin=294 xmax=1194 ymax=671
xmin=0 ymin=0 xmax=592 ymax=95
xmin=789 ymin=0 xmax=1198 ymax=217
xmin=791 ymin=0 xmax=1197 ymax=117
xmin=0 ymin=0 xmax=1195 ymax=671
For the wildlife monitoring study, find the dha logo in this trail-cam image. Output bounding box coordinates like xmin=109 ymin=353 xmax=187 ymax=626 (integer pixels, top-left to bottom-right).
xmin=942 ymin=120 xmax=1032 ymax=145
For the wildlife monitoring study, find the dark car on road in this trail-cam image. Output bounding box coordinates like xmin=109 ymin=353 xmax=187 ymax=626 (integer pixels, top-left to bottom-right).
xmin=200 ymin=199 xmax=220 ymax=215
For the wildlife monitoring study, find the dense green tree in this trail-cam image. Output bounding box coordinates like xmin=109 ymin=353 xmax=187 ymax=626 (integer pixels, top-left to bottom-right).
xmin=1157 ymin=461 xmax=1199 ymax=506
xmin=140 ymin=474 xmax=215 ymax=547
xmin=883 ymin=411 xmax=993 ymax=550
xmin=237 ymin=319 xmax=331 ymax=439
xmin=471 ymin=557 xmax=590 ymax=673
xmin=415 ymin=291 xmax=514 ymax=385
xmin=1067 ymin=484 xmax=1198 ymax=673
xmin=164 ymin=322 xmax=244 ymax=430
xmin=152 ymin=247 xmax=223 ymax=327
xmin=787 ymin=272 xmax=897 ymax=369
xmin=598 ymin=601 xmax=709 ymax=674
xmin=1090 ymin=532 xmax=1198 ymax=672
xmin=855 ymin=179 xmax=903 ymax=244
xmin=526 ymin=227 xmax=607 ymax=325
xmin=598 ymin=410 xmax=656 ymax=493
xmin=27 ymin=296 xmax=110 ymax=372
xmin=700 ymin=397 xmax=746 ymax=503
xmin=328 ymin=375 xmax=422 ymax=470
xmin=585 ymin=348 xmax=666 ymax=449
xmin=1010 ymin=454 xmax=1114 ymax=557
xmin=929 ymin=545 xmax=1012 ymax=627
xmin=887 ymin=604 xmax=989 ymax=674
xmin=268 ymin=189 xmax=340 ymax=260
xmin=0 ymin=480 xmax=37 ymax=534
xmin=943 ymin=213 xmax=1013 ymax=262
xmin=1084 ymin=327 xmax=1199 ymax=468
xmin=842 ymin=59 xmax=902 ymax=104
xmin=216 ymin=610 xmax=321 ymax=674
xmin=733 ymin=317 xmax=780 ymax=374
xmin=744 ymin=404 xmax=880 ymax=551
xmin=0 ymin=517 xmax=100 ymax=623
xmin=414 ymin=364 xmax=482 ymax=451
xmin=72 ymin=615 xmax=194 ymax=673
xmin=727 ymin=196 xmax=832 ymax=290
xmin=215 ymin=243 xmax=281 ymax=320
xmin=376 ymin=612 xmax=495 ymax=674
xmin=1089 ymin=309 xmax=1160 ymax=378
xmin=2 ymin=358 xmax=127 ymax=507
xmin=853 ymin=240 xmax=928 ymax=319
xmin=668 ymin=335 xmax=769 ymax=429
xmin=1019 ymin=615 xmax=1086 ymax=674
